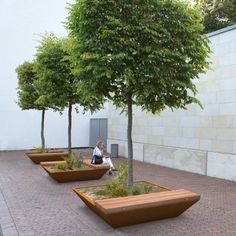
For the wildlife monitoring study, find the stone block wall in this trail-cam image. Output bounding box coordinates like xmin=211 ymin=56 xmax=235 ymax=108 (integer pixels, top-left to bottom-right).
xmin=107 ymin=25 xmax=236 ymax=182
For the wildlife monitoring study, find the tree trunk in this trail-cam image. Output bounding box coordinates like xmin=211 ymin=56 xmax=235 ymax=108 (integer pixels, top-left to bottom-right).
xmin=68 ymin=104 xmax=72 ymax=155
xmin=127 ymin=95 xmax=133 ymax=193
xmin=41 ymin=109 xmax=45 ymax=149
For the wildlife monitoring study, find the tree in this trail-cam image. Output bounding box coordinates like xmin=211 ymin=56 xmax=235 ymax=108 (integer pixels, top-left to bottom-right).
xmin=16 ymin=61 xmax=47 ymax=149
xmin=67 ymin=0 xmax=211 ymax=191
xmin=193 ymin=0 xmax=236 ymax=33
xmin=35 ymin=33 xmax=101 ymax=155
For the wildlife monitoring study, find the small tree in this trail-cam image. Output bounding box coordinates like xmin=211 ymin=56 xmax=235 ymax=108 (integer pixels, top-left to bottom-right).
xmin=67 ymin=0 xmax=211 ymax=191
xmin=35 ymin=33 xmax=101 ymax=155
xmin=16 ymin=61 xmax=47 ymax=149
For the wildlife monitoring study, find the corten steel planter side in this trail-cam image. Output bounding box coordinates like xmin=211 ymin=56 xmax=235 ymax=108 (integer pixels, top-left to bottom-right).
xmin=72 ymin=181 xmax=200 ymax=228
xmin=40 ymin=161 xmax=109 ymax=182
xmin=26 ymin=152 xmax=68 ymax=164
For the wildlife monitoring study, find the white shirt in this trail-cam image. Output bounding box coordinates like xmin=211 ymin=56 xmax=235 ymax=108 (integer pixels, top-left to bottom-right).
xmin=93 ymin=146 xmax=102 ymax=156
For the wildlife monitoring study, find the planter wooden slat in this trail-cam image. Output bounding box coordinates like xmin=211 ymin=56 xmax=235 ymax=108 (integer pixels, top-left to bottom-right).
xmin=94 ymin=189 xmax=194 ymax=206
xmin=40 ymin=161 xmax=66 ymax=166
xmin=72 ymin=181 xmax=200 ymax=228
xmin=95 ymin=190 xmax=200 ymax=214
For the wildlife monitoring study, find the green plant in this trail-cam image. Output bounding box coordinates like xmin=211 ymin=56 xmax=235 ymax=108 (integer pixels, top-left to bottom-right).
xmin=131 ymin=185 xmax=141 ymax=196
xmin=51 ymin=155 xmax=83 ymax=171
xmin=143 ymin=184 xmax=153 ymax=194
xmin=35 ymin=147 xmax=45 ymax=153
xmin=64 ymin=155 xmax=82 ymax=170
xmin=54 ymin=163 xmax=67 ymax=171
xmin=106 ymin=161 xmax=128 ymax=197
xmin=95 ymin=162 xmax=155 ymax=198
xmin=106 ymin=182 xmax=128 ymax=197
xmin=34 ymin=146 xmax=50 ymax=153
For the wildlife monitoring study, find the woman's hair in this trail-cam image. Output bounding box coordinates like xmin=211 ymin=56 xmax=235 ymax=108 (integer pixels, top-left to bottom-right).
xmin=96 ymin=140 xmax=104 ymax=149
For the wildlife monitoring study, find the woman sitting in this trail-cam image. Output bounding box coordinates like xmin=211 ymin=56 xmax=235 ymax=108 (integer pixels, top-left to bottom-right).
xmin=92 ymin=141 xmax=117 ymax=175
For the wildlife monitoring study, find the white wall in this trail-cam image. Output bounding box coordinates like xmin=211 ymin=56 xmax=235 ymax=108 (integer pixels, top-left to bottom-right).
xmin=0 ymin=0 xmax=108 ymax=150
xmin=107 ymin=25 xmax=236 ymax=182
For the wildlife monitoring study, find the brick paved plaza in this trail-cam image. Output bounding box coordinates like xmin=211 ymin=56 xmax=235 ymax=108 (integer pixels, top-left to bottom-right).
xmin=0 ymin=149 xmax=236 ymax=236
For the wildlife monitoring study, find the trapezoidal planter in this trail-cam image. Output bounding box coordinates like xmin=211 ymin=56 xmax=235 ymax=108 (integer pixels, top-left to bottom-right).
xmin=26 ymin=152 xmax=68 ymax=164
xmin=40 ymin=160 xmax=109 ymax=182
xmin=72 ymin=181 xmax=200 ymax=228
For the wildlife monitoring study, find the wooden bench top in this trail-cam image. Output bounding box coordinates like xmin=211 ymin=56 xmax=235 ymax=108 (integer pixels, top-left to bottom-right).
xmin=40 ymin=161 xmax=66 ymax=166
xmin=83 ymin=159 xmax=109 ymax=169
xmin=95 ymin=189 xmax=200 ymax=214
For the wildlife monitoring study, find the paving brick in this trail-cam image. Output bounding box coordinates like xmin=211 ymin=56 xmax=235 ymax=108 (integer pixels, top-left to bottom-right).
xmin=0 ymin=149 xmax=236 ymax=235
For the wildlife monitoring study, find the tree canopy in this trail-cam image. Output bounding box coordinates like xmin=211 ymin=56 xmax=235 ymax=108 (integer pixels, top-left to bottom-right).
xmin=194 ymin=0 xmax=236 ymax=33
xmin=67 ymin=0 xmax=210 ymax=113
xmin=34 ymin=34 xmax=77 ymax=110
xmin=16 ymin=61 xmax=43 ymax=110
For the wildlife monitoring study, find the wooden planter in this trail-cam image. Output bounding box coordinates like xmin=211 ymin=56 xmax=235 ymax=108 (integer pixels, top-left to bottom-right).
xmin=26 ymin=151 xmax=68 ymax=164
xmin=40 ymin=159 xmax=109 ymax=182
xmin=72 ymin=181 xmax=200 ymax=228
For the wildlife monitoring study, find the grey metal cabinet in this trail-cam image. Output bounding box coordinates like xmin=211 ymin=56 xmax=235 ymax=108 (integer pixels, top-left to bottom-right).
xmin=89 ymin=118 xmax=108 ymax=148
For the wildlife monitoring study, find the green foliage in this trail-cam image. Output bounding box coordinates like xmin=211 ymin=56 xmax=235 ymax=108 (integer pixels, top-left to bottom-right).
xmin=131 ymin=185 xmax=141 ymax=195
xmin=193 ymin=0 xmax=236 ymax=33
xmin=53 ymin=156 xmax=82 ymax=171
xmin=34 ymin=34 xmax=76 ymax=110
xmin=94 ymin=161 xmax=155 ymax=197
xmin=143 ymin=183 xmax=153 ymax=194
xmin=35 ymin=147 xmax=47 ymax=153
xmin=106 ymin=161 xmax=128 ymax=197
xmin=55 ymin=163 xmax=67 ymax=171
xmin=131 ymin=183 xmax=153 ymax=195
xmin=16 ymin=61 xmax=44 ymax=110
xmin=67 ymin=0 xmax=211 ymax=113
xmin=34 ymin=33 xmax=103 ymax=112
xmin=114 ymin=161 xmax=128 ymax=183
xmin=64 ymin=155 xmax=82 ymax=170
xmin=106 ymin=182 xmax=129 ymax=197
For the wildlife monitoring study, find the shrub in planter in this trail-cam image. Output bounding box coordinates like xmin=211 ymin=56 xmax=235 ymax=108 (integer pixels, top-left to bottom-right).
xmin=82 ymin=162 xmax=156 ymax=199
xmin=50 ymin=155 xmax=83 ymax=171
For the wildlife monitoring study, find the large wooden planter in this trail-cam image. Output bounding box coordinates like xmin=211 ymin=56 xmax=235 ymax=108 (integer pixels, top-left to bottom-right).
xmin=26 ymin=151 xmax=68 ymax=164
xmin=72 ymin=181 xmax=200 ymax=228
xmin=40 ymin=159 xmax=109 ymax=182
